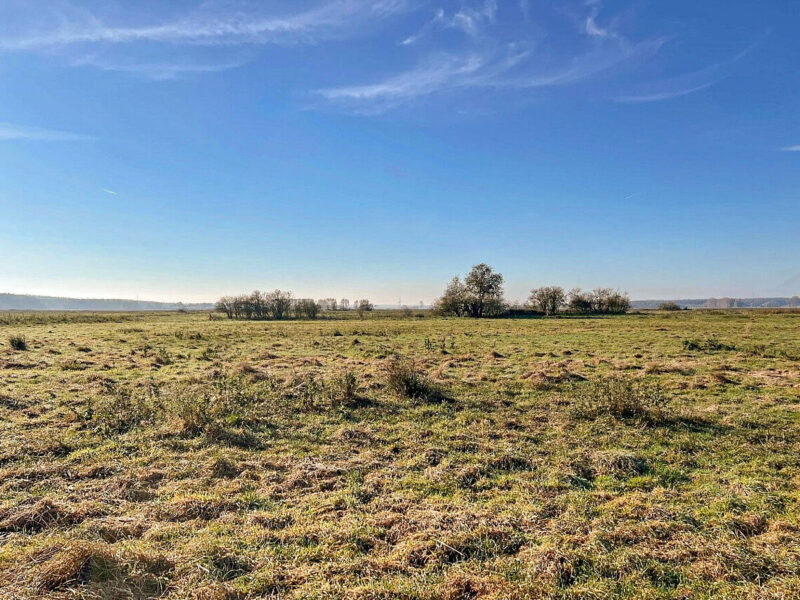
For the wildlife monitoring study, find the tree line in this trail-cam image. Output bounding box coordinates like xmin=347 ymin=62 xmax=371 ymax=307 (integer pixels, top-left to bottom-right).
xmin=433 ymin=264 xmax=630 ymax=317
xmin=216 ymin=291 xmax=374 ymax=320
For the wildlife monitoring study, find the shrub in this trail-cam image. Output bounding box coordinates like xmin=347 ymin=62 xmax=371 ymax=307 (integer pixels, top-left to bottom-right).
xmin=8 ymin=335 xmax=27 ymax=351
xmin=386 ymin=356 xmax=440 ymax=401
xmin=658 ymin=302 xmax=682 ymax=311
xmin=330 ymin=370 xmax=361 ymax=407
xmin=567 ymin=288 xmax=631 ymax=314
xmin=528 ymin=286 xmax=566 ymax=315
xmin=571 ymin=377 xmax=669 ymax=423
xmin=682 ymin=337 xmax=735 ymax=352
xmin=92 ymin=381 xmax=163 ymax=435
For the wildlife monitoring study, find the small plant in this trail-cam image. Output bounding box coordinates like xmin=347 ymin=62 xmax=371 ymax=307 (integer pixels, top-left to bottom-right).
xmin=682 ymin=337 xmax=735 ymax=352
xmin=8 ymin=335 xmax=27 ymax=351
xmin=169 ymin=376 xmax=260 ymax=435
xmin=92 ymin=381 xmax=163 ymax=435
xmin=571 ymin=377 xmax=669 ymax=423
xmin=386 ymin=355 xmax=440 ymax=401
xmin=153 ymin=348 xmax=173 ymax=366
xmin=330 ymin=370 xmax=361 ymax=407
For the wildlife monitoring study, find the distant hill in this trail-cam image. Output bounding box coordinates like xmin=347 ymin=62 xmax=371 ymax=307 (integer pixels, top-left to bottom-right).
xmin=632 ymin=297 xmax=800 ymax=309
xmin=0 ymin=293 xmax=213 ymax=312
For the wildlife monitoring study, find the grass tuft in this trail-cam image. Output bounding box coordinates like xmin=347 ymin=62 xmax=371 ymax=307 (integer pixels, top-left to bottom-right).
xmin=571 ymin=377 xmax=669 ymax=423
xmin=8 ymin=334 xmax=27 ymax=351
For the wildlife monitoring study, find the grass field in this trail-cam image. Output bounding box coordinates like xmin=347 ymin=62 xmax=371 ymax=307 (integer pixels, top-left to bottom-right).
xmin=1 ymin=310 xmax=799 ymax=599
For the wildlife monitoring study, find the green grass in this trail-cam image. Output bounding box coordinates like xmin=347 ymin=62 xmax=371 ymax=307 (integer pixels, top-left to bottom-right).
xmin=1 ymin=309 xmax=799 ymax=598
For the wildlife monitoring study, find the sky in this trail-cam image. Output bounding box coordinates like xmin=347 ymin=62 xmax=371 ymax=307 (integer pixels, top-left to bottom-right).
xmin=1 ymin=0 xmax=799 ymax=304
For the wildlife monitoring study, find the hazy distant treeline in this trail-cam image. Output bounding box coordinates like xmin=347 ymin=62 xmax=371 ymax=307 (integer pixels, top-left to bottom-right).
xmin=215 ymin=291 xmax=374 ymax=320
xmin=0 ymin=293 xmax=212 ymax=312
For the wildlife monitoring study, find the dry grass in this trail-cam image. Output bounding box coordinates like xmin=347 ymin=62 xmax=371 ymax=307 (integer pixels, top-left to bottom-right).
xmin=0 ymin=309 xmax=798 ymax=598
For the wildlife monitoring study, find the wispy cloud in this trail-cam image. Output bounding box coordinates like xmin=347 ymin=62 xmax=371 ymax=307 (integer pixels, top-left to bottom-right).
xmin=0 ymin=0 xmax=410 ymax=51
xmin=615 ymin=43 xmax=757 ymax=103
xmin=103 ymin=189 xmax=118 ymax=195
xmin=68 ymin=54 xmax=248 ymax=80
xmin=400 ymin=1 xmax=497 ymax=46
xmin=0 ymin=122 xmax=91 ymax=141
xmin=781 ymin=145 xmax=800 ymax=152
xmin=450 ymin=0 xmax=498 ymax=37
xmin=616 ymin=81 xmax=716 ymax=103
xmin=321 ymin=1 xmax=662 ymax=114
xmin=583 ymin=0 xmax=621 ymax=41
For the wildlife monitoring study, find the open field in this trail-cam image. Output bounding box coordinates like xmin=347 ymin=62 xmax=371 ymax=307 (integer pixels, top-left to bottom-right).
xmin=1 ymin=310 xmax=799 ymax=599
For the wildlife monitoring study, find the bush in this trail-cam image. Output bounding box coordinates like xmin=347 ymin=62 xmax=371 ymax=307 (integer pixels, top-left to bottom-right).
xmin=91 ymin=381 xmax=163 ymax=435
xmin=658 ymin=302 xmax=682 ymax=311
xmin=528 ymin=286 xmax=566 ymax=315
xmin=682 ymin=337 xmax=736 ymax=352
xmin=386 ymin=356 xmax=440 ymax=401
xmin=567 ymin=288 xmax=630 ymax=314
xmin=329 ymin=370 xmax=361 ymax=407
xmin=8 ymin=335 xmax=27 ymax=351
xmin=571 ymin=377 xmax=669 ymax=423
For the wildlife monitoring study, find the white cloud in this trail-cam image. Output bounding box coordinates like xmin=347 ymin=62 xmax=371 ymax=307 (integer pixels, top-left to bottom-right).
xmin=103 ymin=189 xmax=118 ymax=195
xmin=782 ymin=145 xmax=800 ymax=152
xmin=0 ymin=0 xmax=411 ymax=50
xmin=68 ymin=54 xmax=247 ymax=80
xmin=320 ymin=25 xmax=661 ymax=113
xmin=616 ymin=81 xmax=715 ymax=103
xmin=615 ymin=43 xmax=757 ymax=103
xmin=450 ymin=0 xmax=498 ymax=37
xmin=0 ymin=122 xmax=91 ymax=141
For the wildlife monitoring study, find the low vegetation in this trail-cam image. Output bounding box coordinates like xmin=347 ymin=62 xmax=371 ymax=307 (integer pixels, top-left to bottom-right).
xmin=1 ymin=309 xmax=799 ymax=598
xmin=8 ymin=334 xmax=27 ymax=351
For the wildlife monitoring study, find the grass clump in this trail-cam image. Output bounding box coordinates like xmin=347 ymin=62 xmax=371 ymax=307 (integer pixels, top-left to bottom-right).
xmin=329 ymin=370 xmax=362 ymax=407
xmin=386 ymin=355 xmax=441 ymax=401
xmin=91 ymin=381 xmax=163 ymax=435
xmin=8 ymin=334 xmax=27 ymax=350
xmin=169 ymin=376 xmax=264 ymax=435
xmin=571 ymin=377 xmax=669 ymax=423
xmin=683 ymin=337 xmax=736 ymax=352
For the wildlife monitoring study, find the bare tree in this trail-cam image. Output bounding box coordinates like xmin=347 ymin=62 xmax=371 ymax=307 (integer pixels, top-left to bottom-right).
xmin=355 ymin=299 xmax=374 ymax=318
xmin=528 ymin=286 xmax=565 ymax=315
xmin=266 ymin=290 xmax=292 ymax=320
xmin=340 ymin=299 xmax=350 ymax=311
xmin=567 ymin=288 xmax=630 ymax=314
xmin=215 ymin=296 xmax=235 ymax=319
xmin=294 ymin=298 xmax=320 ymax=319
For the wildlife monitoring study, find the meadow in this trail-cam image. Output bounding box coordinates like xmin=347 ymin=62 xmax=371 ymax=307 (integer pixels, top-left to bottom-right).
xmin=0 ymin=309 xmax=799 ymax=599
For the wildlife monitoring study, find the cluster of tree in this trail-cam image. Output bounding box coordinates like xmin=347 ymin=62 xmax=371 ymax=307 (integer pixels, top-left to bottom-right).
xmin=317 ymin=298 xmax=358 ymax=311
xmin=433 ymin=264 xmax=507 ymax=318
xmin=216 ymin=291 xmax=373 ymax=320
xmin=434 ymin=264 xmax=630 ymax=318
xmin=529 ymin=287 xmax=630 ymax=315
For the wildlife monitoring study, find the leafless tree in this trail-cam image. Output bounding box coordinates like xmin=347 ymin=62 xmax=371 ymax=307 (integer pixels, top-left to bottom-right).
xmin=355 ymin=299 xmax=374 ymax=318
xmin=528 ymin=286 xmax=565 ymax=315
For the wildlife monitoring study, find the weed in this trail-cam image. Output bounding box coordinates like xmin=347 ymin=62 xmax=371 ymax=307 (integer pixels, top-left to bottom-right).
xmin=8 ymin=334 xmax=27 ymax=351
xmin=571 ymin=377 xmax=669 ymax=423
xmin=386 ymin=355 xmax=441 ymax=401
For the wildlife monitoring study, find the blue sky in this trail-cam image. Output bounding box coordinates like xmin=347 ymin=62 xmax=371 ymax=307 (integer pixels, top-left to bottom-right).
xmin=1 ymin=0 xmax=798 ymax=303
